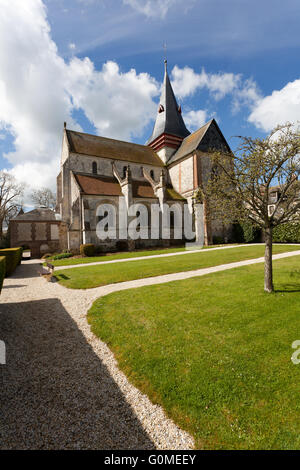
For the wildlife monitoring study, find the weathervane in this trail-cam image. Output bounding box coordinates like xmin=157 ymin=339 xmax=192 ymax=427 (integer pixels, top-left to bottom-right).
xmin=163 ymin=41 xmax=167 ymax=65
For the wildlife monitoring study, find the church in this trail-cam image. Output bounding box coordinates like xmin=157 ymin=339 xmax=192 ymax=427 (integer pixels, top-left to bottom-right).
xmin=56 ymin=61 xmax=231 ymax=253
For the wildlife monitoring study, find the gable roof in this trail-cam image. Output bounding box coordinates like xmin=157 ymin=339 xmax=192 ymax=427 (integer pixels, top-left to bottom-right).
xmin=167 ymin=119 xmax=231 ymax=165
xmin=66 ymin=129 xmax=164 ymax=167
xmin=146 ymin=61 xmax=190 ymax=145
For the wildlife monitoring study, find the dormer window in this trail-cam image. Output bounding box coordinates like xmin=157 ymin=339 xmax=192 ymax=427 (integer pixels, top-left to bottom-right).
xmin=158 ymin=104 xmax=164 ymax=113
xmin=92 ymin=161 xmax=97 ymax=174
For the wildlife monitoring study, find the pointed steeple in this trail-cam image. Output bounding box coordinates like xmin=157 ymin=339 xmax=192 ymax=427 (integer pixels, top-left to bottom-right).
xmin=147 ymin=60 xmax=190 ymax=160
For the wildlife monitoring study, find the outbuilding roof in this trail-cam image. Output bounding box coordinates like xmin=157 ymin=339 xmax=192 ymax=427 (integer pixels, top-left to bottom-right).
xmin=12 ymin=207 xmax=61 ymax=221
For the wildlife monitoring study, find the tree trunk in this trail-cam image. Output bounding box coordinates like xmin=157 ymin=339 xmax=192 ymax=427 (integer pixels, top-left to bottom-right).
xmin=0 ymin=219 xmax=3 ymax=240
xmin=264 ymin=226 xmax=273 ymax=293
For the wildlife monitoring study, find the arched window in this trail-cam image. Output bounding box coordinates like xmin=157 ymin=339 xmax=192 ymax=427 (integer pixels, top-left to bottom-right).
xmin=92 ymin=161 xmax=97 ymax=174
xmin=150 ymin=170 xmax=154 ymax=180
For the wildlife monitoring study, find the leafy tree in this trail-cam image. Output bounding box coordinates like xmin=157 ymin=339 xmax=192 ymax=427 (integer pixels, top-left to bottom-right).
xmin=206 ymin=123 xmax=300 ymax=293
xmin=31 ymin=187 xmax=56 ymax=209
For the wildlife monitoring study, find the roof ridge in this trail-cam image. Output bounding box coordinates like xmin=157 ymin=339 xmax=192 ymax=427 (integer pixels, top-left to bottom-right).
xmin=67 ymin=129 xmax=152 ymax=151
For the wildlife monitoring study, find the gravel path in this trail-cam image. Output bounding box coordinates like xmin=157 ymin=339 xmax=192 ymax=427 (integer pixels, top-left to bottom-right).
xmin=1 ymin=249 xmax=300 ymax=450
xmin=0 ymin=259 xmax=194 ymax=450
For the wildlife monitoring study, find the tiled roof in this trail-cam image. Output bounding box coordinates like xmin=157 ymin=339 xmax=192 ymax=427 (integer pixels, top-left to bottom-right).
xmin=66 ymin=129 xmax=164 ymax=167
xmin=74 ymin=174 xmax=122 ymax=196
xmin=132 ymin=181 xmax=156 ymax=199
xmin=13 ymin=207 xmax=60 ymax=221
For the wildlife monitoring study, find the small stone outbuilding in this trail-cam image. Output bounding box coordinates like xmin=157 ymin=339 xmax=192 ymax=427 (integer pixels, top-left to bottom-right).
xmin=10 ymin=207 xmax=64 ymax=258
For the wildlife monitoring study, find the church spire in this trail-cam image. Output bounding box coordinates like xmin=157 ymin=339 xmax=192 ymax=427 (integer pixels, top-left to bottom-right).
xmin=147 ymin=60 xmax=190 ymax=161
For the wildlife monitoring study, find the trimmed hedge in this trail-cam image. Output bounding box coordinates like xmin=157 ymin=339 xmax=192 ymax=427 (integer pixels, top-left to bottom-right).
xmin=52 ymin=252 xmax=73 ymax=260
xmin=0 ymin=247 xmax=23 ymax=276
xmin=273 ymin=223 xmax=300 ymax=243
xmin=0 ymin=256 xmax=6 ymax=292
xmin=80 ymin=244 xmax=95 ymax=257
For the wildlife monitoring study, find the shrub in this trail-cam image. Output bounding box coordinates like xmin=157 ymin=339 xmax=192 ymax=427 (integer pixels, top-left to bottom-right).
xmin=0 ymin=256 xmax=6 ymax=292
xmin=273 ymin=223 xmax=300 ymax=243
xmin=0 ymin=247 xmax=23 ymax=276
xmin=116 ymin=241 xmax=128 ymax=252
xmin=80 ymin=244 xmax=95 ymax=257
xmin=231 ymin=221 xmax=261 ymax=244
xmin=231 ymin=223 xmax=244 ymax=243
xmin=212 ymin=236 xmax=224 ymax=245
xmin=52 ymin=252 xmax=73 ymax=260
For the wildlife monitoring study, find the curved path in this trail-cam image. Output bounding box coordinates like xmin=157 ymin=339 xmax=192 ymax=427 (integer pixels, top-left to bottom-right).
xmin=1 ymin=249 xmax=300 ymax=449
xmin=53 ymin=243 xmax=300 ymax=271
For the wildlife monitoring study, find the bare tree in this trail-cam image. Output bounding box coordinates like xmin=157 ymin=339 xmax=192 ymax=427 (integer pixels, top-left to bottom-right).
xmin=0 ymin=171 xmax=24 ymax=238
xmin=31 ymin=187 xmax=56 ymax=209
xmin=206 ymin=123 xmax=300 ymax=293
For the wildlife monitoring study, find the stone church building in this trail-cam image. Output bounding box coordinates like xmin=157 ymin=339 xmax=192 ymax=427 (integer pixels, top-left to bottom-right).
xmin=56 ymin=61 xmax=231 ymax=253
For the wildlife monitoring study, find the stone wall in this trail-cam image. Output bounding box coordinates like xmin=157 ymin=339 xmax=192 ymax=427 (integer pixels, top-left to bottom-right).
xmin=69 ymin=153 xmax=163 ymax=183
xmin=10 ymin=220 xmax=62 ymax=258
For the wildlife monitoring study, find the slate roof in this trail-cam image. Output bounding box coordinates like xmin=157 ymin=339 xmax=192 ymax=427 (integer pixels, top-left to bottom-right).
xmin=147 ymin=61 xmax=190 ymax=145
xmin=167 ymin=119 xmax=231 ymax=165
xmin=66 ymin=129 xmax=164 ymax=167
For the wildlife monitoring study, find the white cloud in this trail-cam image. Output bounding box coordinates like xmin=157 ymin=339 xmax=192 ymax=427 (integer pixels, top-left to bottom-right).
xmin=67 ymin=58 xmax=158 ymax=140
xmin=248 ymin=79 xmax=300 ymax=131
xmin=0 ymin=0 xmax=159 ymax=196
xmin=232 ymin=78 xmax=261 ymax=114
xmin=68 ymin=42 xmax=76 ymax=50
xmin=171 ymin=65 xmax=261 ymax=114
xmin=171 ymin=65 xmax=241 ymax=100
xmin=123 ymin=0 xmax=185 ymax=18
xmin=184 ymin=109 xmax=208 ymax=131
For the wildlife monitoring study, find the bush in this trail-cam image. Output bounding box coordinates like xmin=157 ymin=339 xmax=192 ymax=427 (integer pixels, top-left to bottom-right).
xmin=0 ymin=247 xmax=23 ymax=276
xmin=80 ymin=244 xmax=95 ymax=257
xmin=231 ymin=223 xmax=244 ymax=243
xmin=231 ymin=221 xmax=261 ymax=244
xmin=273 ymin=223 xmax=300 ymax=243
xmin=0 ymin=256 xmax=6 ymax=293
xmin=52 ymin=252 xmax=73 ymax=260
xmin=212 ymin=236 xmax=224 ymax=245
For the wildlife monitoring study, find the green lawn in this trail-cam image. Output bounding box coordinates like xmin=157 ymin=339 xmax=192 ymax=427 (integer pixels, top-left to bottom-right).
xmin=48 ymin=244 xmax=225 ymax=267
xmin=87 ymin=255 xmax=300 ymax=450
xmin=55 ymin=244 xmax=300 ymax=289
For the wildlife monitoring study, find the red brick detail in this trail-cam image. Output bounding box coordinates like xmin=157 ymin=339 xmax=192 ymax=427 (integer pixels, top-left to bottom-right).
xmin=148 ymin=133 xmax=183 ymax=152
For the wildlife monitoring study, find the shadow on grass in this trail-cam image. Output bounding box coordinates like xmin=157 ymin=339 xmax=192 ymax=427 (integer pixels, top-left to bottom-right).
xmin=0 ymin=298 xmax=155 ymax=450
xmin=55 ymin=273 xmax=70 ymax=280
xmin=275 ymin=285 xmax=300 ymax=293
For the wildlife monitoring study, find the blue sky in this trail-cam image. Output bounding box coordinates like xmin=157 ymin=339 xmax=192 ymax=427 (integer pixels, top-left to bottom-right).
xmin=1 ymin=0 xmax=300 ymax=202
